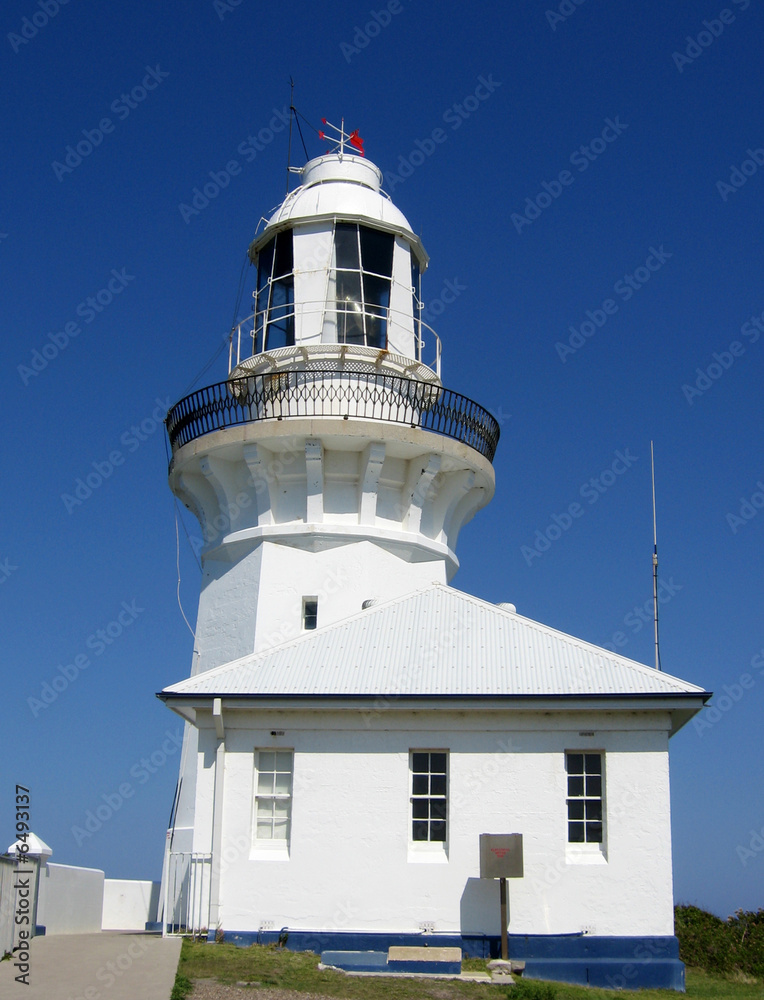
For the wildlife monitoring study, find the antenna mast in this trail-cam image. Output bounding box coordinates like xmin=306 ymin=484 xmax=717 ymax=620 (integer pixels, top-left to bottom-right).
xmin=286 ymin=78 xmax=295 ymax=195
xmin=651 ymin=441 xmax=662 ymax=671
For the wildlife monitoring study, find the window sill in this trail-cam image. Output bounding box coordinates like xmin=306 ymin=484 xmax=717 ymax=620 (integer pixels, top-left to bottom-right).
xmin=250 ymin=843 xmax=290 ymax=862
xmin=566 ymin=843 xmax=607 ymax=864
xmin=408 ymin=844 xmax=448 ymax=864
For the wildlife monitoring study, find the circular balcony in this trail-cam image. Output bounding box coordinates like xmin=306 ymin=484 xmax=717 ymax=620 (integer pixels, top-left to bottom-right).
xmin=166 ymin=368 xmax=500 ymax=463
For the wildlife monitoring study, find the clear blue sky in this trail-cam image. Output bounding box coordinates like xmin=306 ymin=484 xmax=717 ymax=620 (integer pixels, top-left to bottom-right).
xmin=2 ymin=0 xmax=762 ymax=920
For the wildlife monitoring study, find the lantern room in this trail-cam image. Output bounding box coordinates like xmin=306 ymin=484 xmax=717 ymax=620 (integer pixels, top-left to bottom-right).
xmin=229 ymin=153 xmax=440 ymax=382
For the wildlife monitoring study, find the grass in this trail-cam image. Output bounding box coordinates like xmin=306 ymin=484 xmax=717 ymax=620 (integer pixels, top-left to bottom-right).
xmin=170 ymin=971 xmax=193 ymax=999
xmin=177 ymin=939 xmax=764 ymax=999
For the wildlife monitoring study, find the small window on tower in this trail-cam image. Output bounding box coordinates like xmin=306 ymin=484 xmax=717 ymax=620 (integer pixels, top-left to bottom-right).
xmin=302 ymin=598 xmax=318 ymax=631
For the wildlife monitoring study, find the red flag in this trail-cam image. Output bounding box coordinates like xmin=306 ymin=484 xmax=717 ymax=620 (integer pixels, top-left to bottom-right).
xmin=348 ymin=129 xmax=364 ymax=156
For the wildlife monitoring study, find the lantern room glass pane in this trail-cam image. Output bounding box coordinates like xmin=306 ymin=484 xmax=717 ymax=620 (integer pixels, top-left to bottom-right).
xmin=335 ymin=223 xmax=359 ymax=269
xmin=273 ymin=231 xmax=293 ymax=278
xmin=360 ymin=226 xmax=394 ymax=277
xmin=265 ymin=277 xmax=294 ymax=350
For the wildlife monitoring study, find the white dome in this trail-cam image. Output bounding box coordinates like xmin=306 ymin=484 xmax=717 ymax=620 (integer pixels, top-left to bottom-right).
xmin=254 ymin=154 xmax=427 ymax=268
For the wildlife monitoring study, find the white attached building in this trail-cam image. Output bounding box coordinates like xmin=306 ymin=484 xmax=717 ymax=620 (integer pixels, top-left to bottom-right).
xmin=158 ymin=143 xmax=708 ymax=990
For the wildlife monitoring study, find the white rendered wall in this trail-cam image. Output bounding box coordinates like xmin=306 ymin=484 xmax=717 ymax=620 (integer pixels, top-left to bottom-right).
xmin=188 ymin=708 xmax=675 ymax=939
xmin=37 ymin=863 xmax=104 ymax=935
xmin=102 ymin=879 xmax=160 ymax=930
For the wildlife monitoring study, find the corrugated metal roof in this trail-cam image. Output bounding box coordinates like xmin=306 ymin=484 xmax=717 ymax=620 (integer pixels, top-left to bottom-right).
xmin=159 ymin=585 xmax=706 ymax=700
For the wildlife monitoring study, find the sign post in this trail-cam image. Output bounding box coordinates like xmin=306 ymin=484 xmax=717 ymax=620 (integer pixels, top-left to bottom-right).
xmin=479 ymin=833 xmax=523 ymax=966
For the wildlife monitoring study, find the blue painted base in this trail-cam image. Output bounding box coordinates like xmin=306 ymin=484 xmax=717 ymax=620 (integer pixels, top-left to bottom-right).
xmin=320 ymin=949 xmax=462 ymax=975
xmin=211 ymin=929 xmax=685 ymax=991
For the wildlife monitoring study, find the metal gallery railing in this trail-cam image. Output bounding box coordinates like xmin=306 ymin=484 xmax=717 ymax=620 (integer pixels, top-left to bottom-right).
xmin=166 ymin=369 xmax=500 ymax=464
xmin=228 ymin=301 xmax=443 ymax=378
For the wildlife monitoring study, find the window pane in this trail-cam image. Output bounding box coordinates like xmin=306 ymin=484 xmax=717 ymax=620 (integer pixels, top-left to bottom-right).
xmin=568 ymin=800 xmax=584 ymax=820
xmin=360 ymin=226 xmax=394 ymax=277
xmin=568 ymin=822 xmax=585 ymax=843
xmin=568 ymin=776 xmax=584 ymax=797
xmin=412 ymin=821 xmax=428 ymax=841
xmin=273 ymin=819 xmax=288 ymax=840
xmin=257 ymin=773 xmax=274 ymax=795
xmin=412 ymin=774 xmax=428 ymax=795
xmin=430 ymin=799 xmax=447 ymax=821
xmin=430 ymin=753 xmax=447 ymax=773
xmin=265 ymin=277 xmax=294 ymax=350
xmin=586 ymin=775 xmax=602 ymax=797
xmin=257 ymin=800 xmax=274 ymax=820
xmin=566 ymin=753 xmax=584 ymax=774
xmin=336 ymin=268 xmax=361 ymax=303
xmin=412 ymin=799 xmax=428 ymax=819
xmin=335 ymin=223 xmax=359 ymax=269
xmin=364 ymin=314 xmax=386 ymax=350
xmin=363 ymin=274 xmax=390 ymax=349
xmin=275 ymin=751 xmax=292 ymax=771
xmin=259 ymin=752 xmax=275 ymax=772
xmin=586 ymin=800 xmax=602 ymax=821
xmin=412 ymin=753 xmax=429 ymax=773
xmin=363 ymin=273 xmax=391 ymax=312
xmin=585 ymin=754 xmax=602 ymax=774
xmin=273 ymin=231 xmax=293 ymax=278
xmin=586 ymin=822 xmax=603 ymax=843
xmin=430 ymin=774 xmax=446 ymax=796
xmin=430 ymin=821 xmax=446 ymax=842
xmin=274 ymin=772 xmax=291 ymax=795
xmin=257 ymin=820 xmax=273 ymax=839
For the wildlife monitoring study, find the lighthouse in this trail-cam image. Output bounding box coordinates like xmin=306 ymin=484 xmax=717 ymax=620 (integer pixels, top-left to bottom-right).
xmin=158 ymin=127 xmax=707 ymax=990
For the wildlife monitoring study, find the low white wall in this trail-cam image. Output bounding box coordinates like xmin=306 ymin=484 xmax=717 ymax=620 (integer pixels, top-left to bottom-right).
xmin=37 ymin=863 xmax=104 ymax=935
xmin=102 ymin=879 xmax=160 ymax=930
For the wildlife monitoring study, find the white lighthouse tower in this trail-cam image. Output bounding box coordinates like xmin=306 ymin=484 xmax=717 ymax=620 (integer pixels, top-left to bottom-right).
xmin=163 ymin=139 xmax=499 ymax=860
xmin=158 ymin=129 xmax=706 ymax=991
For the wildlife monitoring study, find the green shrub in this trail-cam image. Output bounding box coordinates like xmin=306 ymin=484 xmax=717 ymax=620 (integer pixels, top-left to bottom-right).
xmin=675 ymin=904 xmax=764 ymax=979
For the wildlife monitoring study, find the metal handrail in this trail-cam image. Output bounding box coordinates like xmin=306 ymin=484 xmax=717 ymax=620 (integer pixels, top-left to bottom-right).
xmin=228 ymin=300 xmax=442 ymax=379
xmin=166 ymin=369 xmax=499 ymax=463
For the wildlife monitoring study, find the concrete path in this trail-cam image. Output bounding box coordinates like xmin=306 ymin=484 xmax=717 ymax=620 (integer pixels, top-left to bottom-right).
xmin=0 ymin=931 xmax=182 ymax=999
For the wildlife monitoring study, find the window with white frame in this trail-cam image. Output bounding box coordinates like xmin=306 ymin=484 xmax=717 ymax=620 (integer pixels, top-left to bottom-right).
xmin=302 ymin=597 xmax=318 ymax=631
xmin=254 ymin=749 xmax=293 ymax=842
xmin=565 ymin=752 xmax=603 ymax=844
xmin=410 ymin=751 xmax=448 ymax=843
